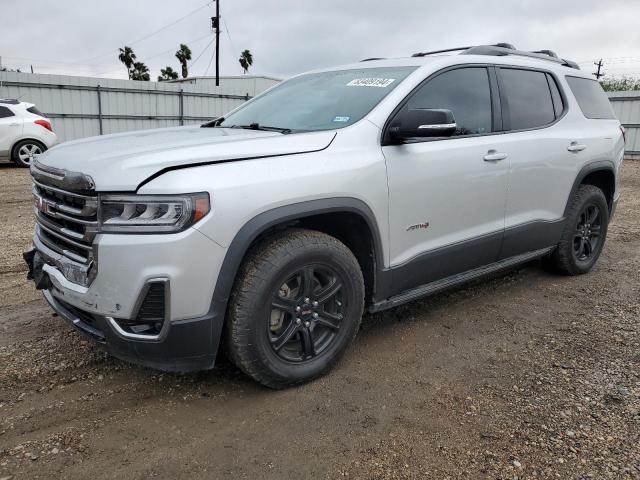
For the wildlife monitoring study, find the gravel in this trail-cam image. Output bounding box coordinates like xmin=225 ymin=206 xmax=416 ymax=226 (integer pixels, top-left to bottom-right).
xmin=0 ymin=159 xmax=638 ymax=479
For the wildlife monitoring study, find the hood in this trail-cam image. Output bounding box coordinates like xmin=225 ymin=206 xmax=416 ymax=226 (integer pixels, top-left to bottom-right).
xmin=37 ymin=126 xmax=336 ymax=191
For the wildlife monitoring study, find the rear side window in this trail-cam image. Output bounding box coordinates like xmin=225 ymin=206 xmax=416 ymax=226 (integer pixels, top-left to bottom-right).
xmin=500 ymin=69 xmax=555 ymax=130
xmin=406 ymin=67 xmax=493 ymax=136
xmin=0 ymin=106 xmax=14 ymax=118
xmin=27 ymin=106 xmax=45 ymax=117
xmin=565 ymin=76 xmax=616 ymax=119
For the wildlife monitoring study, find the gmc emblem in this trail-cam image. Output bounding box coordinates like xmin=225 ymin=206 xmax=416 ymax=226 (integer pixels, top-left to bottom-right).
xmin=35 ymin=196 xmax=52 ymax=215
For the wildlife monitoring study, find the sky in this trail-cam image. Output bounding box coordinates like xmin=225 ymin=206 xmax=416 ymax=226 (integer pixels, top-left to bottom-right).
xmin=2 ymin=0 xmax=640 ymax=81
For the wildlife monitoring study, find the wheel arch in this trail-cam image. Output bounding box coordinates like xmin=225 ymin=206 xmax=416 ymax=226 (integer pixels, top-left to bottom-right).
xmin=208 ymin=198 xmax=386 ymax=332
xmin=563 ymin=161 xmax=616 ymax=217
xmin=10 ymin=137 xmax=47 ymax=158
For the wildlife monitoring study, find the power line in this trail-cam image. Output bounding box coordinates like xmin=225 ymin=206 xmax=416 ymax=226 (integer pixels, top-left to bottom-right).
xmin=74 ymin=1 xmax=213 ymax=65
xmin=204 ymin=42 xmax=216 ymax=76
xmin=188 ymin=37 xmax=216 ymax=71
xmin=222 ymin=17 xmax=238 ymax=59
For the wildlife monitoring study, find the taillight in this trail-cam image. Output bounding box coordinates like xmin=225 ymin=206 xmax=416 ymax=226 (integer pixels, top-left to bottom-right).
xmin=620 ymin=125 xmax=626 ymax=144
xmin=34 ymin=119 xmax=53 ymax=132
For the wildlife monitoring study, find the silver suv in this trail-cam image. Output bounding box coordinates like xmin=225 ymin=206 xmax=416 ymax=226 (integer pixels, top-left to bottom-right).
xmin=25 ymin=44 xmax=625 ymax=388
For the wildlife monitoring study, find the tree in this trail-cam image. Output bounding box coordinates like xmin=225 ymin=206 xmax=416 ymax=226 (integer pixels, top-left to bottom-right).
xmin=600 ymin=76 xmax=640 ymax=92
xmin=239 ymin=49 xmax=253 ymax=74
xmin=175 ymin=44 xmax=192 ymax=79
xmin=118 ymin=46 xmax=137 ymax=79
xmin=130 ymin=62 xmax=150 ymax=81
xmin=158 ymin=66 xmax=179 ymax=82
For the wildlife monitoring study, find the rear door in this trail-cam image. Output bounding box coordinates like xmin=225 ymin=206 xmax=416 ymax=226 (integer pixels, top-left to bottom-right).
xmin=382 ymin=66 xmax=510 ymax=295
xmin=0 ymin=106 xmax=21 ymax=156
xmin=494 ymin=67 xmax=576 ymax=258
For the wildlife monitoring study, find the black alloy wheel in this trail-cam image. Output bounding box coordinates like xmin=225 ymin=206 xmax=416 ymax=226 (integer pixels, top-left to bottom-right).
xmin=544 ymin=184 xmax=609 ymax=275
xmin=269 ymin=264 xmax=345 ymax=363
xmin=225 ymin=229 xmax=365 ymax=389
xmin=573 ymin=203 xmax=602 ymax=262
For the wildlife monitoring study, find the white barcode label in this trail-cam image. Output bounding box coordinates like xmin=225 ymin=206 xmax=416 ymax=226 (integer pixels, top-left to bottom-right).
xmin=346 ymin=78 xmax=396 ymax=88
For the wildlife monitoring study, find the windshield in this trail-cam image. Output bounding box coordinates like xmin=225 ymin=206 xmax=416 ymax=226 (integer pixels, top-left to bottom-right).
xmin=219 ymin=66 xmax=417 ymax=132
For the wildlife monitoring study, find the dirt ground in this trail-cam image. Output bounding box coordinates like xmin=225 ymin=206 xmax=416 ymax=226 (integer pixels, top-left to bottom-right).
xmin=0 ymin=160 xmax=639 ymax=480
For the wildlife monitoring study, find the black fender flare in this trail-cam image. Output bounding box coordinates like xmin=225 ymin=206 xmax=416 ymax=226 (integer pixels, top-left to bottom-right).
xmin=207 ymin=197 xmax=386 ymax=340
xmin=563 ymin=160 xmax=616 ymax=217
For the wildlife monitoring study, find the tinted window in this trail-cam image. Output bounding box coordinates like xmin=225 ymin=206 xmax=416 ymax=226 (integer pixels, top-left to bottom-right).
xmin=406 ymin=67 xmax=492 ymax=136
xmin=547 ymin=74 xmax=564 ymax=118
xmin=566 ymin=76 xmax=616 ymax=119
xmin=0 ymin=106 xmax=14 ymax=118
xmin=500 ymin=69 xmax=555 ymax=130
xmin=27 ymin=106 xmax=45 ymax=117
xmin=219 ymin=67 xmax=417 ymax=132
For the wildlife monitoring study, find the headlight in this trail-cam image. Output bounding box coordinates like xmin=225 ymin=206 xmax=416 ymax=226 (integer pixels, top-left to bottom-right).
xmin=98 ymin=193 xmax=210 ymax=233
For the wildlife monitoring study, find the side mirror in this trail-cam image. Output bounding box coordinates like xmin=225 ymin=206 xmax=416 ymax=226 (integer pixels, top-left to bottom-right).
xmin=389 ymin=108 xmax=457 ymax=142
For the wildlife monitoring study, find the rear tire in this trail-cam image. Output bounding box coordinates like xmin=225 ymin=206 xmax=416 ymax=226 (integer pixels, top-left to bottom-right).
xmin=11 ymin=139 xmax=46 ymax=167
xmin=545 ymin=184 xmax=609 ymax=275
xmin=225 ymin=229 xmax=365 ymax=389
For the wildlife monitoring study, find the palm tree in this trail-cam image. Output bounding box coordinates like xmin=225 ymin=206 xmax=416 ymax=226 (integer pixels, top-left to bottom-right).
xmin=118 ymin=46 xmax=136 ymax=79
xmin=158 ymin=66 xmax=179 ymax=82
xmin=175 ymin=44 xmax=192 ymax=79
xmin=239 ymin=49 xmax=253 ymax=74
xmin=130 ymin=62 xmax=150 ymax=81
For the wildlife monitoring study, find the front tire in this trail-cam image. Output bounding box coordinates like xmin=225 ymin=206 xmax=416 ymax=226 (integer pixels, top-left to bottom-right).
xmin=546 ymin=184 xmax=609 ymax=275
xmin=225 ymin=229 xmax=365 ymax=389
xmin=11 ymin=139 xmax=46 ymax=167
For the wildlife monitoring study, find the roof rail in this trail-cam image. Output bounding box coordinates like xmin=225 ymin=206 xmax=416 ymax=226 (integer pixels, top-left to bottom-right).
xmin=463 ymin=44 xmax=580 ymax=70
xmin=532 ymin=49 xmax=558 ymax=59
xmin=412 ymin=46 xmax=473 ymax=57
xmin=410 ymin=43 xmax=580 ymax=70
xmin=412 ymin=43 xmax=516 ymax=58
xmin=360 ymin=57 xmax=386 ymax=62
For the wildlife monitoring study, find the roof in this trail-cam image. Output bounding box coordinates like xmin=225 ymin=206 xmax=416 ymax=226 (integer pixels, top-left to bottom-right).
xmin=304 ymin=43 xmax=591 ymax=79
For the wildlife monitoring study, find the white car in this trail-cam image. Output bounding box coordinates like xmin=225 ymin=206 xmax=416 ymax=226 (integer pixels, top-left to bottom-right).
xmin=24 ymin=43 xmax=624 ymax=388
xmin=0 ymin=99 xmax=57 ymax=167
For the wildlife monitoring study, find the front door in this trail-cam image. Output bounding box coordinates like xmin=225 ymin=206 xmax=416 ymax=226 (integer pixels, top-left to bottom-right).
xmin=382 ymin=66 xmax=509 ymax=294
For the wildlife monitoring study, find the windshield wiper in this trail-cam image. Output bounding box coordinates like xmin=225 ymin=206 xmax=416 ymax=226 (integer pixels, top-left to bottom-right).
xmin=201 ymin=117 xmax=224 ymax=128
xmin=230 ymin=123 xmax=292 ymax=134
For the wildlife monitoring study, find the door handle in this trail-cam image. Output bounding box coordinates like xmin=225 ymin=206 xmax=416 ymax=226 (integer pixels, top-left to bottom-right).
xmin=9 ymin=123 xmax=20 ymax=127
xmin=567 ymin=142 xmax=586 ymax=152
xmin=483 ymin=150 xmax=508 ymax=162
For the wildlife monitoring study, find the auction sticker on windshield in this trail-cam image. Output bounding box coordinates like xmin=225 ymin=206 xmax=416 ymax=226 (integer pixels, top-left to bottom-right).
xmin=347 ymin=78 xmax=396 ymax=88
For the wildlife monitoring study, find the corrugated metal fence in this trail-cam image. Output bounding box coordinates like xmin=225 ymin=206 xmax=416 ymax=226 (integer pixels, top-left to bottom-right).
xmin=608 ymin=91 xmax=640 ymax=159
xmin=1 ymin=71 xmax=638 ymax=155
xmin=0 ymin=72 xmax=280 ymax=142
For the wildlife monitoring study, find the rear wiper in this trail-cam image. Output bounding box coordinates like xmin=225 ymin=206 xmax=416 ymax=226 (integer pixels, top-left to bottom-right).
xmin=230 ymin=123 xmax=292 ymax=134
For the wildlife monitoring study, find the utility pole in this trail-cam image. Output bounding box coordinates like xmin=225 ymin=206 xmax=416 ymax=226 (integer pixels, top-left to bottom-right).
xmin=593 ymin=59 xmax=605 ymax=80
xmin=211 ymin=0 xmax=220 ymax=86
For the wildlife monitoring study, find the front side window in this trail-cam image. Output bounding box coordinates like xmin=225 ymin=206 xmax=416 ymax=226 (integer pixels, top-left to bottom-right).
xmin=500 ymin=68 xmax=556 ymax=130
xmin=219 ymin=67 xmax=417 ymax=133
xmin=565 ymin=76 xmax=616 ymax=120
xmin=0 ymin=106 xmax=14 ymax=118
xmin=404 ymin=67 xmax=493 ymax=136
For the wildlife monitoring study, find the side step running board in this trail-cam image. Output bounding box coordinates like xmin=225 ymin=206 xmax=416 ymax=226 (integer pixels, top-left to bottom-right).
xmin=370 ymin=247 xmax=553 ymax=313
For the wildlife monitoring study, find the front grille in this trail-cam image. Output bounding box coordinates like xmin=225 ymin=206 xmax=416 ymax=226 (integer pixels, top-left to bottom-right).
xmin=31 ymin=161 xmax=98 ymax=286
